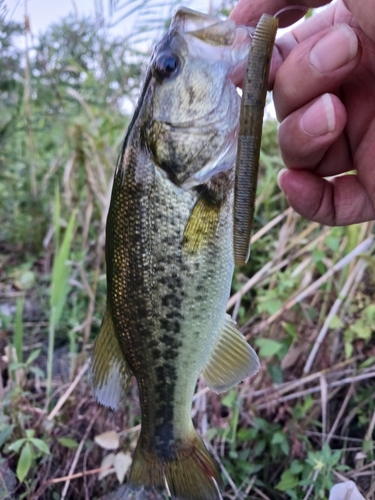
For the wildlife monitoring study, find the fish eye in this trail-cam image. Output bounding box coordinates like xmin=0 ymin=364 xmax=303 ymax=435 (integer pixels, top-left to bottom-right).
xmin=154 ymin=53 xmax=180 ymax=81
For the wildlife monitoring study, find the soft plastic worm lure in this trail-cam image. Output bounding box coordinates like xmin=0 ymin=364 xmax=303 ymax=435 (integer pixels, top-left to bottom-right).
xmin=233 ymin=14 xmax=278 ymax=266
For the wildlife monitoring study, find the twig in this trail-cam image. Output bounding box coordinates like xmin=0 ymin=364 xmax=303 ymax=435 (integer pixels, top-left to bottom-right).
xmin=303 ymin=259 xmax=367 ymax=374
xmin=252 ymin=357 xmax=360 ymax=399
xmin=0 ymin=356 xmax=4 ymax=399
xmin=320 ymin=375 xmax=327 ymax=446
xmin=365 ymin=409 xmax=375 ymax=442
xmin=119 ymin=424 xmax=141 ymax=437
xmin=228 ymin=223 xmax=327 ymax=312
xmin=251 ymin=486 xmax=271 ymax=500
xmin=47 ymin=361 xmax=89 ymax=420
xmin=326 ymin=384 xmax=354 ymax=445
xmin=206 ymin=442 xmax=242 ymax=499
xmin=49 ymin=465 xmax=113 ymax=484
xmin=302 ymin=469 xmax=319 ymax=500
xmin=251 ymin=207 xmax=292 ymax=245
xmin=227 ymin=261 xmax=273 ymax=310
xmin=348 ymin=460 xmax=375 ymax=476
xmin=253 ymin=236 xmax=374 ymax=334
xmin=256 ymin=371 xmax=375 ymax=409
xmin=61 ymin=408 xmax=99 ymax=499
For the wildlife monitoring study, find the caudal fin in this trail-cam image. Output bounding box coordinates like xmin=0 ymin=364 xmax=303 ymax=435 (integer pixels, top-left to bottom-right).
xmin=129 ymin=432 xmax=223 ymax=500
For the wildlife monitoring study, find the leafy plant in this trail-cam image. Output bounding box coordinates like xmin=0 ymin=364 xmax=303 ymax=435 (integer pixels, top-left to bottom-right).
xmin=7 ymin=429 xmax=50 ymax=483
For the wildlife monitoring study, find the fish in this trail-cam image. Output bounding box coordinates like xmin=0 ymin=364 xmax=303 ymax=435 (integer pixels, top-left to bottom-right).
xmin=91 ymin=8 xmax=276 ymax=500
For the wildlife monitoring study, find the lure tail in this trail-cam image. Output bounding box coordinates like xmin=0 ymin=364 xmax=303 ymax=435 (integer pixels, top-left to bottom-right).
xmin=129 ymin=430 xmax=223 ymax=500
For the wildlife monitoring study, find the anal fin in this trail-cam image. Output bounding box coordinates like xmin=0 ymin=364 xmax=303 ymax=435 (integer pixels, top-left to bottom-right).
xmin=90 ymin=308 xmax=133 ymax=409
xmin=202 ymin=315 xmax=259 ymax=393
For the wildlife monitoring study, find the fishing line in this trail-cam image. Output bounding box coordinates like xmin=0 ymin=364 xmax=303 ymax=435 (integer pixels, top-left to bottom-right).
xmin=273 ymin=5 xmax=310 ymax=19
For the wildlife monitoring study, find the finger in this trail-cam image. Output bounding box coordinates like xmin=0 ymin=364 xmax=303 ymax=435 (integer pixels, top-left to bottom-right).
xmin=230 ymin=0 xmax=330 ymax=28
xmin=274 ymin=23 xmax=360 ymax=120
xmin=344 ymin=0 xmax=375 ymax=40
xmin=277 ymin=169 xmax=375 ymax=225
xmin=278 ymin=93 xmax=349 ymax=173
xmin=268 ymin=2 xmax=341 ymax=87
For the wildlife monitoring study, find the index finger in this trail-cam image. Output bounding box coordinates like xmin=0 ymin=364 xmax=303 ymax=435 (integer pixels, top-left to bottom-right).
xmin=230 ymin=0 xmax=336 ymax=87
xmin=229 ymin=0 xmax=331 ymax=28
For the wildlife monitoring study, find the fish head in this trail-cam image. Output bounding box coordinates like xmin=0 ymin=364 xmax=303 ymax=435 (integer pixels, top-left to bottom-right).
xmin=140 ymin=8 xmax=253 ymax=189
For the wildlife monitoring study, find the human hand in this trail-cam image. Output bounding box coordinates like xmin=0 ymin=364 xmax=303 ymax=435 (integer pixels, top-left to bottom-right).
xmin=231 ymin=0 xmax=375 ymax=226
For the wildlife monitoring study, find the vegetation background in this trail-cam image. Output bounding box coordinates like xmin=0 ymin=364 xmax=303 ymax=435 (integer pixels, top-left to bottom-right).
xmin=1 ymin=0 xmax=375 ymax=498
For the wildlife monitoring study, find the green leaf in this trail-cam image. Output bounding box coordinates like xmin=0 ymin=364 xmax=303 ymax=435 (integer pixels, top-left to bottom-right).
xmin=221 ymin=390 xmax=237 ymax=409
xmin=0 ymin=425 xmax=15 ymax=448
xmin=312 ymin=249 xmax=325 ymax=263
xmin=325 ymin=235 xmax=340 ymax=252
xmin=329 ymin=315 xmax=343 ymax=329
xmin=258 ymin=298 xmax=283 ymax=315
xmin=344 ymin=341 xmax=353 ymax=359
xmin=362 ymin=439 xmax=373 ymax=454
xmin=14 ymin=296 xmax=24 ymax=364
xmin=255 ymin=338 xmax=283 ymax=358
xmin=50 ymin=208 xmax=76 ymax=327
xmin=360 ymin=357 xmax=375 ymax=368
xmin=271 ymin=432 xmax=284 ymax=445
xmin=276 ymin=469 xmax=299 ymax=491
xmin=254 ymin=439 xmax=266 ymax=457
xmin=8 ymin=438 xmax=26 ymax=453
xmin=58 ymin=437 xmax=79 ymax=449
xmin=25 ymin=429 xmax=35 ymax=439
xmin=290 ymin=460 xmax=304 ymax=474
xmin=26 ymin=349 xmax=41 ymax=365
xmin=350 ymin=320 xmax=371 ymax=339
xmin=364 ymin=304 xmax=375 ymax=323
xmin=268 ymin=363 xmax=283 ymax=384
xmin=16 ymin=442 xmax=33 ymax=482
xmin=16 ymin=270 xmax=35 ymax=290
xmin=237 ymin=428 xmax=258 ymax=441
xmin=282 ymin=322 xmax=297 ymax=340
xmin=30 ymin=438 xmax=50 ymax=455
xmin=281 ymin=439 xmax=290 ymax=456
xmin=29 ymin=366 xmax=45 ymax=378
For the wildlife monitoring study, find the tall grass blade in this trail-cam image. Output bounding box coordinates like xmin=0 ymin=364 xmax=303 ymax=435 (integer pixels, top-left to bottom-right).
xmin=14 ymin=296 xmax=25 ymax=365
xmin=46 ymin=196 xmax=77 ymax=402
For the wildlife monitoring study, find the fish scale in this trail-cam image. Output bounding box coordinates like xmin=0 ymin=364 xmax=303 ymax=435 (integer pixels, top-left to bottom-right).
xmin=90 ymin=8 xmax=276 ymax=500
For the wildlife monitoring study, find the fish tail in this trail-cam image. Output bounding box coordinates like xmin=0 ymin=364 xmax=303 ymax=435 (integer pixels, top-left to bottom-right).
xmin=129 ymin=431 xmax=223 ymax=500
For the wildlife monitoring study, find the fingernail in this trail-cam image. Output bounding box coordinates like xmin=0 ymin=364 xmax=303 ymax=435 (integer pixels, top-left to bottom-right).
xmin=300 ymin=93 xmax=335 ymax=137
xmin=310 ymin=24 xmax=358 ymax=72
xmin=277 ymin=168 xmax=287 ymax=190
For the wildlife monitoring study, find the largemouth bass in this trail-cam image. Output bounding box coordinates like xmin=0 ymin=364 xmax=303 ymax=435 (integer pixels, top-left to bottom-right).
xmin=91 ymin=8 xmax=275 ymax=500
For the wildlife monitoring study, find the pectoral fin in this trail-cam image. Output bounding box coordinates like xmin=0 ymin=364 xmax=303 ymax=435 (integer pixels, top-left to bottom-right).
xmin=202 ymin=315 xmax=259 ymax=393
xmin=183 ymin=195 xmax=221 ymax=254
xmin=91 ymin=308 xmax=133 ymax=409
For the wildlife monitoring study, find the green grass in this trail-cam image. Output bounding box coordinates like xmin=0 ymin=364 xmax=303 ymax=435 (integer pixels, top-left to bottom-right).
xmin=1 ymin=6 xmax=375 ymax=500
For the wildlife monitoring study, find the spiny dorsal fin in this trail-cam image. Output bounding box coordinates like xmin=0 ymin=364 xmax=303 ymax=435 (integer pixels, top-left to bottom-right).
xmin=183 ymin=195 xmax=221 ymax=254
xmin=91 ymin=308 xmax=133 ymax=409
xmin=202 ymin=315 xmax=259 ymax=393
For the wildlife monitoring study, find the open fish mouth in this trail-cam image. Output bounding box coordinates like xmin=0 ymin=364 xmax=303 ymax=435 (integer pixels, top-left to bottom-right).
xmin=171 ymin=8 xmax=255 ymax=85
